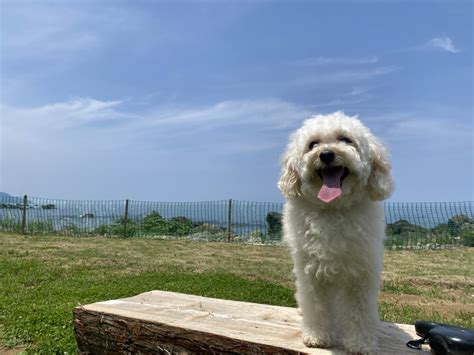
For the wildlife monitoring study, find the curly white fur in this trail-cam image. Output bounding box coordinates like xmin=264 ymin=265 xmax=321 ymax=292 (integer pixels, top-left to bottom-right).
xmin=278 ymin=112 xmax=394 ymax=354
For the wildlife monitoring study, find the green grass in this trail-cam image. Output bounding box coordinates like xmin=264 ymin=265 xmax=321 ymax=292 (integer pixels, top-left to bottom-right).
xmin=1 ymin=267 xmax=293 ymax=353
xmin=0 ymin=233 xmax=472 ymax=353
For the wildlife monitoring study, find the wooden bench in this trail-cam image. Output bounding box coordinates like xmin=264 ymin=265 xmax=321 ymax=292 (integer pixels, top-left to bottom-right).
xmin=73 ymin=290 xmax=429 ymax=354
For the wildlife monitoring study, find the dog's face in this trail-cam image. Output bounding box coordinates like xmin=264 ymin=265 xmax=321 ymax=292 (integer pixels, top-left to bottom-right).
xmin=278 ymin=112 xmax=393 ymax=206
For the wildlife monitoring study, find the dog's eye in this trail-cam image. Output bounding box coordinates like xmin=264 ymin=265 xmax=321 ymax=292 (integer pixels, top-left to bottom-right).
xmin=338 ymin=136 xmax=353 ymax=144
xmin=308 ymin=141 xmax=319 ymax=150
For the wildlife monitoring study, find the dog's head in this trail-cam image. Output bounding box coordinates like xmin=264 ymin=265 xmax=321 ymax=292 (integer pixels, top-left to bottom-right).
xmin=278 ymin=112 xmax=394 ymax=206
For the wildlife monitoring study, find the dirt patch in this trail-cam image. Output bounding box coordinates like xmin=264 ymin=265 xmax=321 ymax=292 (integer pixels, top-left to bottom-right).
xmin=0 ymin=347 xmax=27 ymax=355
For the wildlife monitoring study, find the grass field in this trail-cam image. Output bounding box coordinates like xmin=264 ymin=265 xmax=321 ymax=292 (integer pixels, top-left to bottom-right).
xmin=0 ymin=233 xmax=473 ymax=353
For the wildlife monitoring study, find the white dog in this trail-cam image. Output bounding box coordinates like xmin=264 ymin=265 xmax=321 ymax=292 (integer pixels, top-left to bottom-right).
xmin=278 ymin=112 xmax=393 ymax=354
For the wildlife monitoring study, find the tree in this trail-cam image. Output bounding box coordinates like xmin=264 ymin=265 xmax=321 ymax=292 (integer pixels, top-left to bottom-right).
xmin=266 ymin=212 xmax=282 ymax=238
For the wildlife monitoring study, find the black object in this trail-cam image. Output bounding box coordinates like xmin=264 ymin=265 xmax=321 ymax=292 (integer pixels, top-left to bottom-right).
xmin=319 ymin=150 xmax=336 ymax=163
xmin=406 ymin=320 xmax=474 ymax=355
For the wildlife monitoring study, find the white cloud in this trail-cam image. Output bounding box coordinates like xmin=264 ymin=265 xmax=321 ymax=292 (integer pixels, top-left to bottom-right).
xmin=364 ymin=112 xmax=472 ymax=144
xmin=140 ymin=99 xmax=312 ymax=130
xmin=2 ymin=97 xmax=471 ymax=201
xmin=221 ymin=142 xmax=280 ymax=153
xmin=0 ymin=96 xmax=312 ymax=197
xmin=296 ymin=56 xmax=379 ymax=66
xmin=291 ymin=55 xmax=391 ymax=92
xmin=1 ymin=97 xmax=312 ymax=157
xmin=311 ymin=86 xmax=373 ymax=107
xmin=294 ymin=66 xmax=398 ymax=86
xmin=3 ymin=96 xmax=312 ymax=135
xmin=2 ymin=98 xmax=129 ymax=132
xmin=386 ymin=118 xmax=470 ymax=140
xmin=427 ymin=36 xmax=460 ymax=53
xmin=7 ymin=98 xmax=470 ymax=159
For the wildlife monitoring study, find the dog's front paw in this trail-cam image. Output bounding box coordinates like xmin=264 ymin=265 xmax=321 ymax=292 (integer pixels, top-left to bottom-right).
xmin=302 ymin=331 xmax=333 ymax=348
xmin=303 ymin=335 xmax=332 ymax=348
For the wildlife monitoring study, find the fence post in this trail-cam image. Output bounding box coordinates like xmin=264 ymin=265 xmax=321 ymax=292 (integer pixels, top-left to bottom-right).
xmin=227 ymin=199 xmax=232 ymax=242
xmin=21 ymin=195 xmax=28 ymax=234
xmin=123 ymin=199 xmax=129 ymax=236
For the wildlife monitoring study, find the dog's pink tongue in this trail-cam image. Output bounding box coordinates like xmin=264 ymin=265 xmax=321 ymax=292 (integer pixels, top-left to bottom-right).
xmin=318 ymin=168 xmax=344 ymax=203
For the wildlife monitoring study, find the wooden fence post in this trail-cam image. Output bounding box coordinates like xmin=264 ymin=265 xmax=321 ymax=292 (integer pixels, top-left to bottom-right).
xmin=21 ymin=195 xmax=28 ymax=234
xmin=123 ymin=199 xmax=129 ymax=236
xmin=227 ymin=199 xmax=232 ymax=242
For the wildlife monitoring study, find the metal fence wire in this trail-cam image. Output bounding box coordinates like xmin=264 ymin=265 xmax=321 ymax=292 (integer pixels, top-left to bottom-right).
xmin=0 ymin=195 xmax=473 ymax=249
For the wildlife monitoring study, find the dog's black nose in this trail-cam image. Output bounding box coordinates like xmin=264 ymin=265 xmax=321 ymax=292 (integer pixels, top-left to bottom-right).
xmin=320 ymin=150 xmax=336 ymax=164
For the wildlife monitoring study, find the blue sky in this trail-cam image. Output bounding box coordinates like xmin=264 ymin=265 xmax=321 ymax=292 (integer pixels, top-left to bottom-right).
xmin=0 ymin=0 xmax=472 ymax=202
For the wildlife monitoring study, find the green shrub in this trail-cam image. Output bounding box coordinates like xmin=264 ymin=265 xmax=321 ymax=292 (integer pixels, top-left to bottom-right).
xmin=0 ymin=218 xmax=21 ymax=232
xmin=385 ymin=234 xmax=408 ymax=249
xmin=461 ymin=229 xmax=474 ymax=247
xmin=28 ymin=221 xmax=55 ymax=235
xmin=386 ymin=219 xmax=427 ymax=235
xmin=94 ymin=218 xmax=138 ymax=238
xmin=94 ymin=224 xmax=110 ymax=236
xmin=60 ymin=224 xmax=81 ymax=236
xmin=142 ymin=211 xmax=193 ymax=236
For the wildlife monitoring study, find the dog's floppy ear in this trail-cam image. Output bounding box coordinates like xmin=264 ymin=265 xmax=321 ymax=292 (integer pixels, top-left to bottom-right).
xmin=367 ymin=138 xmax=394 ymax=201
xmin=278 ymin=151 xmax=301 ymax=199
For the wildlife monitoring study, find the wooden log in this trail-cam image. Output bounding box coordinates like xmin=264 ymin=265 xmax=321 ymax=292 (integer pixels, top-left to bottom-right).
xmin=73 ymin=290 xmax=429 ymax=354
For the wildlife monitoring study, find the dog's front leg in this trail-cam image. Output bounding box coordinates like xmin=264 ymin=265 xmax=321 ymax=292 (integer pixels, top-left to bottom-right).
xmin=339 ymin=283 xmax=379 ymax=354
xmin=295 ymin=271 xmax=335 ymax=348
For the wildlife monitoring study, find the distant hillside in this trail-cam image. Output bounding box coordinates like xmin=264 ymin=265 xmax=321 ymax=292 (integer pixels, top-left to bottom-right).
xmin=0 ymin=192 xmax=22 ymax=203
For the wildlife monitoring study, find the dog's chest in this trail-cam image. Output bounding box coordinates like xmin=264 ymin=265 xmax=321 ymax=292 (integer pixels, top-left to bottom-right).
xmin=298 ymin=213 xmax=374 ymax=281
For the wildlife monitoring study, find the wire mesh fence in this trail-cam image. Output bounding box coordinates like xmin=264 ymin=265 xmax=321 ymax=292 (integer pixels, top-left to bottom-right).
xmin=0 ymin=195 xmax=472 ymax=249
